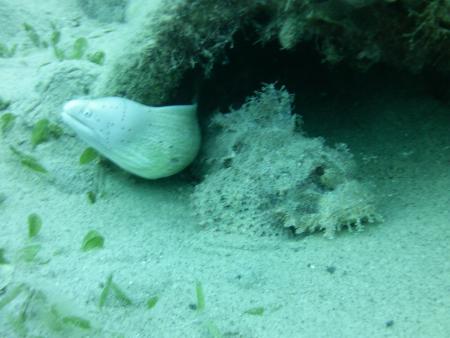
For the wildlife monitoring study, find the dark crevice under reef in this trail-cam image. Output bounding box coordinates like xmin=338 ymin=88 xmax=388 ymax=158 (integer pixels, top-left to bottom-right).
xmin=172 ymin=23 xmax=450 ymax=141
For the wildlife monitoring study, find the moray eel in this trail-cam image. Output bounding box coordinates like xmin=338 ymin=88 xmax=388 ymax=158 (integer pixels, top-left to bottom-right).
xmin=62 ymin=97 xmax=200 ymax=179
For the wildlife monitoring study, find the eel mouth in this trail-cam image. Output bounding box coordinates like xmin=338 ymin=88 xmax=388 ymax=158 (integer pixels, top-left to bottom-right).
xmin=61 ymin=100 xmax=96 ymax=140
xmin=61 ymin=110 xmax=94 ymax=137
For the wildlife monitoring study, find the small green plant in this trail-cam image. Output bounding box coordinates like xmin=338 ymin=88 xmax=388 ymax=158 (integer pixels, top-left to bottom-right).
xmin=45 ymin=305 xmax=65 ymax=331
xmin=49 ymin=123 xmax=63 ymax=137
xmin=205 ymin=321 xmax=224 ymax=338
xmin=87 ymin=51 xmax=105 ymax=65
xmin=99 ymin=274 xmax=112 ymax=308
xmin=31 ymin=119 xmax=50 ymax=146
xmin=8 ymin=313 xmax=28 ymax=337
xmin=0 ymin=42 xmax=17 ymax=58
xmin=195 ymin=281 xmax=205 ymax=311
xmin=0 ymin=97 xmax=10 ymax=110
xmin=47 ymin=28 xmax=105 ymax=65
xmin=18 ymin=244 xmax=41 ymax=262
xmin=31 ymin=118 xmax=63 ymax=147
xmin=70 ymin=37 xmax=88 ymax=59
xmin=50 ymin=23 xmax=65 ymax=61
xmin=50 ymin=29 xmax=60 ymax=46
xmin=9 ymin=146 xmax=47 ymax=173
xmin=1 ymin=285 xmax=93 ymax=335
xmin=81 ymin=230 xmax=104 ymax=251
xmin=80 ymin=147 xmax=98 ymax=164
xmin=0 ymin=284 xmax=27 ymax=310
xmin=99 ymin=274 xmax=132 ymax=308
xmin=28 ymin=213 xmax=42 ymax=238
xmin=0 ymin=248 xmax=9 ymax=264
xmin=110 ymin=282 xmax=132 ymax=306
xmin=46 ymin=302 xmax=92 ymax=333
xmin=61 ymin=315 xmax=91 ymax=330
xmin=1 ymin=112 xmax=16 ymax=134
xmin=87 ymin=191 xmax=96 ymax=204
xmin=52 ymin=124 xmax=62 ymax=137
xmin=244 ymin=306 xmax=264 ymax=316
xmin=23 ymin=23 xmax=46 ymax=48
xmin=146 ymin=296 xmax=159 ymax=309
xmin=53 ymin=46 xmax=65 ymax=61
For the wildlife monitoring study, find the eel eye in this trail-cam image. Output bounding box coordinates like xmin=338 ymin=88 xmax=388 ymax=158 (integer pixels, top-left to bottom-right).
xmin=83 ymin=109 xmax=93 ymax=118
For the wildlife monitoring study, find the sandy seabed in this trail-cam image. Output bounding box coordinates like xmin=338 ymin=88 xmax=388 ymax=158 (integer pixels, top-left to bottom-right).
xmin=0 ymin=1 xmax=449 ymax=337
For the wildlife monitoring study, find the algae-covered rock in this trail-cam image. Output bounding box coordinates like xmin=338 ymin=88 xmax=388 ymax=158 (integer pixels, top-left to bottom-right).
xmin=269 ymin=0 xmax=450 ymax=72
xmin=97 ymin=0 xmax=450 ymax=106
xmin=95 ymin=0 xmax=254 ymax=104
xmin=192 ymin=85 xmax=379 ymax=238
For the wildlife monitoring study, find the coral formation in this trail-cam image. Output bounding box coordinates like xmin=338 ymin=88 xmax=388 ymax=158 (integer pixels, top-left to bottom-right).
xmin=192 ymin=85 xmax=379 ymax=238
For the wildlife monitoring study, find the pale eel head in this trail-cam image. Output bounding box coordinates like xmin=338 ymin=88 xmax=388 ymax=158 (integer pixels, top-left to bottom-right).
xmin=61 ymin=97 xmax=200 ymax=179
